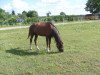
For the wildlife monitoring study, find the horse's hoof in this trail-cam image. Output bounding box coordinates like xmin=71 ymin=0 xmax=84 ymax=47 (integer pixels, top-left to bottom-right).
xmin=59 ymin=51 xmax=63 ymax=52
xmin=45 ymin=48 xmax=50 ymax=52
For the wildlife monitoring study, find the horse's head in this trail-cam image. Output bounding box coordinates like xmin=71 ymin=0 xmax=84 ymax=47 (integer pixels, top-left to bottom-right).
xmin=56 ymin=41 xmax=64 ymax=52
xmin=51 ymin=26 xmax=64 ymax=52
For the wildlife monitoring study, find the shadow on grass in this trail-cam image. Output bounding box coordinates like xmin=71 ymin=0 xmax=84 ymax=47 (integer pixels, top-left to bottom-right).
xmin=6 ymin=47 xmax=60 ymax=56
xmin=6 ymin=48 xmax=39 ymax=56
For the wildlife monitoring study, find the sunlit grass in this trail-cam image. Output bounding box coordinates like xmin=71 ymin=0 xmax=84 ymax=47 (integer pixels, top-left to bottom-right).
xmin=0 ymin=20 xmax=100 ymax=75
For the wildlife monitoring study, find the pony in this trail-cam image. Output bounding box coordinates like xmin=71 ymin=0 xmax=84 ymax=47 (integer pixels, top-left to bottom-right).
xmin=27 ymin=22 xmax=64 ymax=52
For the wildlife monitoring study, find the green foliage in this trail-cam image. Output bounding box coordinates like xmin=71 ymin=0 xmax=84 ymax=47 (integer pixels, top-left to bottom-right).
xmin=67 ymin=16 xmax=74 ymax=21
xmin=12 ymin=10 xmax=15 ymax=15
xmin=26 ymin=10 xmax=38 ymax=18
xmin=0 ymin=8 xmax=85 ymax=26
xmin=54 ymin=16 xmax=61 ymax=22
xmin=24 ymin=17 xmax=39 ymax=24
xmin=0 ymin=8 xmax=39 ymax=26
xmin=60 ymin=12 xmax=66 ymax=22
xmin=85 ymin=0 xmax=100 ymax=14
xmin=21 ymin=11 xmax=27 ymax=19
xmin=60 ymin=12 xmax=66 ymax=16
xmin=8 ymin=17 xmax=17 ymax=25
xmin=0 ymin=8 xmax=8 ymax=20
xmin=45 ymin=17 xmax=52 ymax=22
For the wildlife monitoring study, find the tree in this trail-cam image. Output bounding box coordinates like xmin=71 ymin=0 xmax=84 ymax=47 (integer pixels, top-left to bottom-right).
xmin=8 ymin=17 xmax=17 ymax=25
xmin=46 ymin=11 xmax=52 ymax=21
xmin=0 ymin=8 xmax=11 ymax=20
xmin=18 ymin=11 xmax=27 ymax=19
xmin=60 ymin=12 xmax=66 ymax=22
xmin=26 ymin=10 xmax=38 ymax=18
xmin=22 ymin=11 xmax=27 ymax=15
xmin=46 ymin=11 xmax=51 ymax=17
xmin=60 ymin=12 xmax=66 ymax=16
xmin=12 ymin=10 xmax=15 ymax=15
xmin=85 ymin=0 xmax=100 ymax=14
xmin=0 ymin=8 xmax=5 ymax=20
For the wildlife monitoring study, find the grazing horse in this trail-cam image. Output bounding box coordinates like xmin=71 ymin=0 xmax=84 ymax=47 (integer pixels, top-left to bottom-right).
xmin=28 ymin=22 xmax=64 ymax=52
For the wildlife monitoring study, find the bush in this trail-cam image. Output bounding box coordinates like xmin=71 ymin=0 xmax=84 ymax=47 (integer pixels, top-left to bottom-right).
xmin=24 ymin=17 xmax=39 ymax=24
xmin=8 ymin=17 xmax=17 ymax=25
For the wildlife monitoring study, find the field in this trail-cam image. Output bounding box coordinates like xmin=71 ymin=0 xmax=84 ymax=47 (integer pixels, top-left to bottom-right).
xmin=0 ymin=20 xmax=100 ymax=75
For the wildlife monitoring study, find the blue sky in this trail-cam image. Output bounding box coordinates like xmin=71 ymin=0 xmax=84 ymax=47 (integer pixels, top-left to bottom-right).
xmin=0 ymin=0 xmax=90 ymax=16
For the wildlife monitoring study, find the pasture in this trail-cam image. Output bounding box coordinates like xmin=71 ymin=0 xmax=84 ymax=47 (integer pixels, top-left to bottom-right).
xmin=0 ymin=20 xmax=100 ymax=75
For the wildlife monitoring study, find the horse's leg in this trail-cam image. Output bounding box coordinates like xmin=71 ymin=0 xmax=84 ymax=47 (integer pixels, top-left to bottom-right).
xmin=30 ymin=34 xmax=34 ymax=50
xmin=48 ymin=36 xmax=51 ymax=50
xmin=46 ymin=37 xmax=50 ymax=52
xmin=34 ymin=35 xmax=40 ymax=51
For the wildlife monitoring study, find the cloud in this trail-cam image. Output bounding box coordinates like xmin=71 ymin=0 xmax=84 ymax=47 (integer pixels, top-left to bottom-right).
xmin=2 ymin=3 xmax=12 ymax=12
xmin=46 ymin=0 xmax=89 ymax=15
xmin=41 ymin=0 xmax=60 ymax=3
xmin=2 ymin=0 xmax=29 ymax=13
xmin=35 ymin=0 xmax=70 ymax=16
xmin=12 ymin=0 xmax=29 ymax=10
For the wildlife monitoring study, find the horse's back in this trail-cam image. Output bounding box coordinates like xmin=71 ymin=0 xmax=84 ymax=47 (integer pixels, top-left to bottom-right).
xmin=30 ymin=22 xmax=53 ymax=36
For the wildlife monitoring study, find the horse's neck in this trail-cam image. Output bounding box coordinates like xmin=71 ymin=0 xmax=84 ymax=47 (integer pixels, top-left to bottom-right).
xmin=52 ymin=29 xmax=61 ymax=44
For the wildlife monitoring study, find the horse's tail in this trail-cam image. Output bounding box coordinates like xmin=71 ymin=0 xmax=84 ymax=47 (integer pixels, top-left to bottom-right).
xmin=27 ymin=27 xmax=31 ymax=39
xmin=27 ymin=23 xmax=35 ymax=39
xmin=27 ymin=25 xmax=32 ymax=39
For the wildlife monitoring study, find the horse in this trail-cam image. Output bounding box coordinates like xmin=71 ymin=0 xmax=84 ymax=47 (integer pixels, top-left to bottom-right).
xmin=27 ymin=22 xmax=64 ymax=52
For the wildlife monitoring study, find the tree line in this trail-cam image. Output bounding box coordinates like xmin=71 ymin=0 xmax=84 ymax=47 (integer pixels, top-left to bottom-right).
xmin=0 ymin=8 xmax=39 ymax=25
xmin=0 ymin=8 xmax=84 ymax=26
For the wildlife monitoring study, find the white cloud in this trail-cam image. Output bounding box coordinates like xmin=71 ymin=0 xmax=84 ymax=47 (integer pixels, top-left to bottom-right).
xmin=47 ymin=0 xmax=90 ymax=15
xmin=12 ymin=0 xmax=29 ymax=10
xmin=41 ymin=0 xmax=60 ymax=3
xmin=36 ymin=0 xmax=70 ymax=16
xmin=2 ymin=0 xmax=29 ymax=13
xmin=2 ymin=3 xmax=12 ymax=12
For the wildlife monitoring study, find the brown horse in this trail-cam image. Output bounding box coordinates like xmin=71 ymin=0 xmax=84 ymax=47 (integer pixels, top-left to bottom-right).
xmin=28 ymin=22 xmax=64 ymax=52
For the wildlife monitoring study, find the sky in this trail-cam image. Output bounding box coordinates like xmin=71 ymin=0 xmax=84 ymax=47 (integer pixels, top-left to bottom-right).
xmin=0 ymin=0 xmax=90 ymax=16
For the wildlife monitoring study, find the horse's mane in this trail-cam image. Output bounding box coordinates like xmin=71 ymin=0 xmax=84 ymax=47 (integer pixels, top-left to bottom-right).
xmin=47 ymin=22 xmax=60 ymax=35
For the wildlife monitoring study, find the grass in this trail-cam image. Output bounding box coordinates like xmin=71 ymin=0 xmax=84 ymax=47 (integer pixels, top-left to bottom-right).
xmin=0 ymin=20 xmax=100 ymax=75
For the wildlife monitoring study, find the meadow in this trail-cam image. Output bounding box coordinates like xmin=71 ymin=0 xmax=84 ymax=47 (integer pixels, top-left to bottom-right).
xmin=0 ymin=20 xmax=100 ymax=75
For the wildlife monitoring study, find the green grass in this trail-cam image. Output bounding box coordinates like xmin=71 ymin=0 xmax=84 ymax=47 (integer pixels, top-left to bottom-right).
xmin=0 ymin=20 xmax=100 ymax=75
